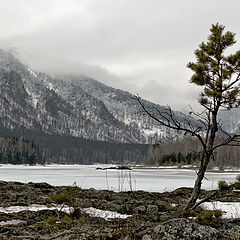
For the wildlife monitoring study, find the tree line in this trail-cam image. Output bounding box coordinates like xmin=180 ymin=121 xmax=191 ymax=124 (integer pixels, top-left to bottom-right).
xmin=147 ymin=136 xmax=240 ymax=168
xmin=0 ymin=126 xmax=149 ymax=165
xmin=0 ymin=136 xmax=46 ymax=165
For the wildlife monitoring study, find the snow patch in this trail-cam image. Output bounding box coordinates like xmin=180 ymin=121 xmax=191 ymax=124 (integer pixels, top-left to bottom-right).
xmin=0 ymin=204 xmax=55 ymax=214
xmin=141 ymin=127 xmax=165 ymax=136
xmin=24 ymin=84 xmax=40 ymax=108
xmin=28 ymin=68 xmax=37 ymax=77
xmin=46 ymin=82 xmax=57 ymax=92
xmin=82 ymin=207 xmax=130 ymax=220
xmin=201 ymin=201 xmax=240 ymax=219
xmin=31 ymin=93 xmax=39 ymax=108
xmin=0 ymin=204 xmax=131 ymax=220
xmin=0 ymin=219 xmax=25 ymax=226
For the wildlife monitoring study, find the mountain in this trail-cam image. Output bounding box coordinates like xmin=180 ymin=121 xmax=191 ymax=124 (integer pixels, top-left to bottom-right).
xmin=1 ymin=49 xmax=239 ymax=164
xmin=0 ymin=49 xmax=193 ymax=145
xmin=218 ymin=108 xmax=240 ymax=134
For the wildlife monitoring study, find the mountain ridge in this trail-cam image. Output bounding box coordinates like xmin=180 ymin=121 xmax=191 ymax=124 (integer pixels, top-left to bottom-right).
xmin=0 ymin=49 xmax=191 ymax=144
xmin=0 ymin=49 xmax=237 ymax=146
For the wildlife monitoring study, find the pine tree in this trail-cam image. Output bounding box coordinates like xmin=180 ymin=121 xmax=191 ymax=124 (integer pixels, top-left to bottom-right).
xmin=185 ymin=23 xmax=240 ymax=209
xmin=136 ymin=23 xmax=240 ymax=210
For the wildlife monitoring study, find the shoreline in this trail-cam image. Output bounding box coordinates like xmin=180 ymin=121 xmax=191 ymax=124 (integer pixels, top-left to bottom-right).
xmin=0 ymin=163 xmax=240 ymax=172
xmin=0 ymin=180 xmax=240 ymax=239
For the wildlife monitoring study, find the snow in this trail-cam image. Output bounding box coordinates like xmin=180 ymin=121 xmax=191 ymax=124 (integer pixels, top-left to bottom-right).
xmin=24 ymin=84 xmax=40 ymax=108
xmin=0 ymin=204 xmax=56 ymax=214
xmin=31 ymin=93 xmax=39 ymax=108
xmin=141 ymin=127 xmax=165 ymax=137
xmin=82 ymin=207 xmax=130 ymax=220
xmin=201 ymin=201 xmax=240 ymax=219
xmin=0 ymin=219 xmax=25 ymax=226
xmin=28 ymin=68 xmax=37 ymax=77
xmin=0 ymin=204 xmax=131 ymax=220
xmin=46 ymin=82 xmax=57 ymax=92
xmin=0 ymin=164 xmax=240 ymax=192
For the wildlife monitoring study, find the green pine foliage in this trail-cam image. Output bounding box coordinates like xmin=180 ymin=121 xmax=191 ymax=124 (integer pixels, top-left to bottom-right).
xmin=218 ymin=175 xmax=240 ymax=191
xmin=188 ymin=23 xmax=240 ymax=109
xmin=159 ymin=152 xmax=200 ymax=165
xmin=196 ymin=210 xmax=222 ymax=226
xmin=218 ymin=180 xmax=231 ymax=191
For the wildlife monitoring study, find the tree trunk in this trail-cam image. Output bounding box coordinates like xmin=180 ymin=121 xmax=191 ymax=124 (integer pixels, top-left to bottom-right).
xmin=184 ymin=154 xmax=210 ymax=210
xmin=184 ymin=112 xmax=218 ymax=211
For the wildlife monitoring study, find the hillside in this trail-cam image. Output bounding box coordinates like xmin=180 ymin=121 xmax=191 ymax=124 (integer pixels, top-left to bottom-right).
xmin=0 ymin=50 xmax=194 ymax=145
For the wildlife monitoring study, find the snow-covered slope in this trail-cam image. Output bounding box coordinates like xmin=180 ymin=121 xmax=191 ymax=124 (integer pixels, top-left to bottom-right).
xmin=45 ymin=74 xmax=194 ymax=143
xmin=0 ymin=50 xmax=195 ymax=144
xmin=218 ymin=108 xmax=240 ymax=134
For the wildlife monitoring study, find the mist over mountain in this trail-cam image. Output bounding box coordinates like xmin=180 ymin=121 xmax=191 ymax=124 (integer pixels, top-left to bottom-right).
xmin=0 ymin=49 xmax=193 ymax=144
xmin=0 ymin=49 xmax=238 ymax=164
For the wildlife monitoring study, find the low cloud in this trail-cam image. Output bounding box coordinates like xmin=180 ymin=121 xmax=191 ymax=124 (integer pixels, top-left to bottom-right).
xmin=0 ymin=0 xmax=239 ymax=111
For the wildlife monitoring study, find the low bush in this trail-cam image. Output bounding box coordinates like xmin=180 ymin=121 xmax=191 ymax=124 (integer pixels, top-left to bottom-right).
xmin=181 ymin=209 xmax=196 ymax=218
xmin=218 ymin=175 xmax=240 ymax=191
xmin=236 ymin=175 xmax=240 ymax=182
xmin=218 ymin=180 xmax=230 ymax=191
xmin=196 ymin=210 xmax=222 ymax=226
xmin=233 ymin=181 xmax=240 ymax=190
xmin=44 ymin=216 xmax=59 ymax=230
xmin=44 ymin=185 xmax=85 ymax=230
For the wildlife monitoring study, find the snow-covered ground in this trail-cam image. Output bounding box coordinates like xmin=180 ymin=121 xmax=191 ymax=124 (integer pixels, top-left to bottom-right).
xmin=0 ymin=204 xmax=131 ymax=220
xmin=1 ymin=201 xmax=240 ymax=221
xmin=0 ymin=164 xmax=239 ymax=192
xmin=201 ymin=201 xmax=240 ymax=219
xmin=0 ymin=219 xmax=25 ymax=226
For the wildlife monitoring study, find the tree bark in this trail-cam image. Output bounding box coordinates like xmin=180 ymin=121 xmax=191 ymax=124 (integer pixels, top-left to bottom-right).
xmin=184 ymin=154 xmax=210 ymax=210
xmin=185 ymin=112 xmax=218 ymax=210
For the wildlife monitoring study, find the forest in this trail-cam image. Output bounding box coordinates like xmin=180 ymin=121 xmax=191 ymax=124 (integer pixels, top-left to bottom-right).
xmin=147 ymin=137 xmax=240 ymax=168
xmin=0 ymin=136 xmax=46 ymax=165
xmin=0 ymin=126 xmax=149 ymax=165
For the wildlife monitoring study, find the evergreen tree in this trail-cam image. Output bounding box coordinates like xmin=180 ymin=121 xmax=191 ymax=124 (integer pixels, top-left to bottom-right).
xmin=185 ymin=24 xmax=240 ymax=209
xmin=136 ymin=24 xmax=240 ymax=210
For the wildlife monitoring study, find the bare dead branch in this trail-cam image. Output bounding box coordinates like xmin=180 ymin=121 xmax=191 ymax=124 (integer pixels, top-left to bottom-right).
xmin=134 ymin=95 xmax=207 ymax=153
xmin=192 ymin=191 xmax=218 ymax=210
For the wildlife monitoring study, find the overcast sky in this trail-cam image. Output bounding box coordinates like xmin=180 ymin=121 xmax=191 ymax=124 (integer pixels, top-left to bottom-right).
xmin=0 ymin=0 xmax=240 ymax=111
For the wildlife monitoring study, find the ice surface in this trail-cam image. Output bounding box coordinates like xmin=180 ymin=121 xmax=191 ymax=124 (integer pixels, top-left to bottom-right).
xmin=0 ymin=164 xmax=239 ymax=192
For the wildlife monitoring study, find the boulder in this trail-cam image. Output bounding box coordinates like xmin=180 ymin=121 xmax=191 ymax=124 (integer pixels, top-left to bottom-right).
xmin=146 ymin=205 xmax=158 ymax=221
xmin=138 ymin=218 xmax=226 ymax=240
xmin=136 ymin=205 xmax=146 ymax=214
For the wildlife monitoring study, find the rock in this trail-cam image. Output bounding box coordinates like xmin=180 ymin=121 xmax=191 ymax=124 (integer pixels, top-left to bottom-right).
xmin=139 ymin=218 xmax=226 ymax=240
xmin=155 ymin=200 xmax=171 ymax=211
xmin=104 ymin=202 xmax=121 ymax=212
xmin=28 ymin=182 xmax=54 ymax=189
xmin=146 ymin=205 xmax=158 ymax=221
xmin=142 ymin=234 xmax=152 ymax=240
xmin=136 ymin=205 xmax=146 ymax=213
xmin=172 ymin=187 xmax=192 ymax=197
xmin=158 ymin=211 xmax=179 ymax=222
xmin=1 ymin=181 xmax=240 ymax=239
xmin=223 ymin=223 xmax=240 ymax=239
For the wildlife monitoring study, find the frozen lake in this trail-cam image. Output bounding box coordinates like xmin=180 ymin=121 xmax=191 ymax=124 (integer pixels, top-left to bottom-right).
xmin=0 ymin=164 xmax=239 ymax=192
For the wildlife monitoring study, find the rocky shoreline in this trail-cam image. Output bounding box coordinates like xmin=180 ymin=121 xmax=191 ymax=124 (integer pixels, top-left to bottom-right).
xmin=0 ymin=181 xmax=240 ymax=239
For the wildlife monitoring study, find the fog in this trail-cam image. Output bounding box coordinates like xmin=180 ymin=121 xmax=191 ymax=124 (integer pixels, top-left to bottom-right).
xmin=0 ymin=0 xmax=240 ymax=111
